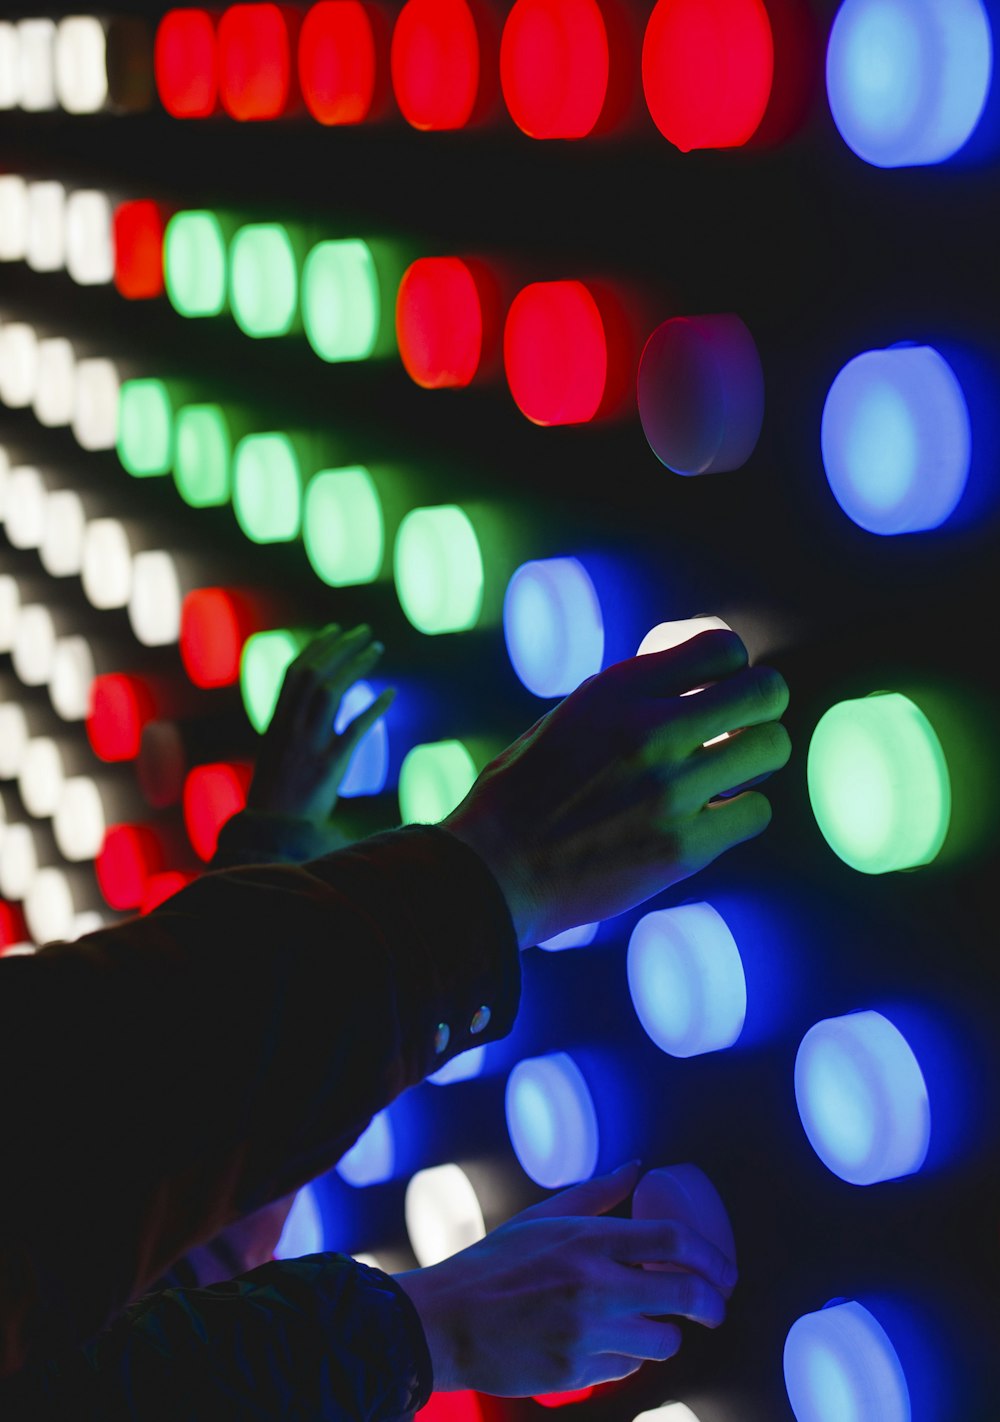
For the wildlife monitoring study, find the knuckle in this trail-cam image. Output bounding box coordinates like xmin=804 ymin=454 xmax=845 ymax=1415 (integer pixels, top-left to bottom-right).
xmin=757 ymin=719 xmax=791 ymax=764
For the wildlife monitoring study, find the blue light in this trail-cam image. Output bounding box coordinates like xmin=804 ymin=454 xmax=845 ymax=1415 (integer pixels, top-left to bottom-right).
xmin=503 ymin=557 xmax=604 ymax=699
xmin=821 ymin=345 xmax=972 ymax=534
xmin=274 ymin=1184 xmax=325 ymax=1259
xmin=538 ymin=923 xmax=599 ymax=951
xmin=428 ymin=1046 xmax=487 ymax=1085
xmin=627 ymin=903 xmax=747 ymax=1058
xmin=336 ymin=1109 xmax=395 ymax=1186
xmin=333 ymin=680 xmax=390 ymax=796
xmin=795 ymin=1010 xmax=930 ymax=1186
xmin=826 ymin=0 xmax=993 ymax=168
xmin=784 ymin=1299 xmax=911 ymax=1422
xmin=505 ymin=1052 xmax=599 ymax=1188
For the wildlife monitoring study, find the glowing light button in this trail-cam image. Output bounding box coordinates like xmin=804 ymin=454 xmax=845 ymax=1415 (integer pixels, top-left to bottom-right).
xmin=627 ymin=903 xmax=746 ymax=1057
xmin=642 ymin=0 xmax=774 ymax=151
xmin=501 ymin=0 xmax=609 ymax=139
xmin=821 ymin=345 xmax=971 ymax=535
xmin=826 ymin=0 xmax=993 ymax=168
xmin=117 ymin=379 xmax=178 ymax=477
xmin=637 ymin=615 xmax=732 ymax=655
xmin=405 ymin=1163 xmax=486 ymax=1265
xmin=784 ymin=1299 xmax=911 ymax=1422
xmin=505 ymin=1051 xmax=599 ymax=1188
xmin=396 ymin=258 xmax=486 ymax=390
xmin=807 ymin=692 xmax=950 ymax=874
xmin=155 ymin=8 xmax=218 ymax=118
xmin=241 ymin=628 xmax=309 ymax=733
xmin=183 ymin=761 xmax=252 ymax=860
xmin=218 ymin=3 xmax=296 ymax=119
xmin=394 ymin=505 xmax=484 ymax=634
xmin=337 ymin=1109 xmax=394 ymax=1186
xmin=164 ymin=210 xmax=229 ymax=318
xmin=302 ymin=239 xmax=380 ymax=363
xmin=335 ymin=681 xmax=390 ymax=796
xmin=398 ymin=740 xmax=477 ymax=824
xmin=299 ymin=0 xmax=379 ymax=125
xmin=54 ymin=18 xmax=109 ymax=115
xmin=391 ymin=0 xmax=482 ymax=130
xmin=113 ymin=199 xmax=169 ymax=300
xmin=274 ymin=1184 xmax=325 ymax=1259
xmin=504 ymin=557 xmax=604 ymax=698
xmin=638 ymin=315 xmax=765 ymax=475
xmin=233 ymin=433 xmax=305 ymax=543
xmin=229 ymin=223 xmax=300 ymax=338
xmin=504 ymin=281 xmax=607 ymax=426
xmin=174 ymin=404 xmax=235 ymax=508
xmin=304 ymin=466 xmax=384 ymax=586
xmin=795 ymin=1010 xmax=930 ymax=1186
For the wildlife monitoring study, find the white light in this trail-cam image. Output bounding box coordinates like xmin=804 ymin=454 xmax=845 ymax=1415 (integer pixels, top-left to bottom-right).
xmin=24 ymin=866 xmax=77 ymax=944
xmin=0 ymin=702 xmax=30 ymax=777
xmin=637 ymin=616 xmax=733 ymax=656
xmin=3 ymin=466 xmax=48 ymax=549
xmin=81 ymin=517 xmax=134 ymax=609
xmin=274 ymin=1184 xmax=325 ymax=1259
xmin=34 ymin=337 xmax=77 ymax=427
xmin=351 ymin=1252 xmax=384 ymax=1270
xmin=1 ymin=944 xmax=36 ymax=957
xmin=0 ymin=174 xmax=29 ymax=258
xmin=49 ymin=635 xmax=95 ymax=721
xmin=53 ymin=774 xmax=106 ymax=861
xmin=0 ymin=324 xmax=39 ymax=409
xmin=40 ymin=490 xmax=87 ymax=577
xmin=54 ymin=16 xmax=109 ymax=114
xmin=0 ymin=573 xmax=20 ymax=653
xmin=0 ymin=444 xmax=8 ymax=519
xmin=25 ymin=181 xmax=66 ymax=270
xmin=17 ymin=18 xmax=57 ymax=111
xmin=0 ymin=23 xmax=21 ymax=109
xmin=11 ymin=605 xmax=59 ymax=686
xmin=19 ymin=736 xmax=65 ymax=817
xmin=632 ymin=1406 xmax=703 ymax=1422
xmin=72 ymin=358 xmax=120 ymax=450
xmin=0 ymin=821 xmax=41 ymax=900
xmin=68 ymin=908 xmax=107 ymax=940
xmin=65 ymin=189 xmax=114 ymax=285
xmin=128 ymin=551 xmax=187 ymax=647
xmin=404 ymin=1164 xmax=486 ymax=1267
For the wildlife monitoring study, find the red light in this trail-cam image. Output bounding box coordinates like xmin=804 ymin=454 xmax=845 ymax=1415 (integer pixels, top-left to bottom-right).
xmin=0 ymin=900 xmax=29 ymax=950
xmin=180 ymin=588 xmax=274 ymax=689
xmin=500 ymin=0 xmax=608 ymax=139
xmin=533 ymin=1389 xmax=596 ymax=1408
xmin=183 ymin=762 xmax=252 ymax=861
xmin=155 ymin=9 xmax=219 ymax=118
xmin=218 ymin=4 xmax=300 ymax=120
xmin=96 ymin=825 xmax=169 ymax=910
xmin=641 ymin=0 xmax=773 ymax=152
xmin=87 ymin=674 xmax=159 ymax=763
xmin=504 ymin=280 xmax=608 ymax=426
xmin=113 ymin=200 xmax=170 ymax=300
xmin=140 ymin=869 xmax=197 ymax=914
xmin=391 ymin=0 xmax=482 ymax=130
xmin=396 ymin=257 xmax=492 ymax=389
xmin=299 ymin=0 xmax=382 ymax=124
xmin=418 ymin=1394 xmax=484 ymax=1422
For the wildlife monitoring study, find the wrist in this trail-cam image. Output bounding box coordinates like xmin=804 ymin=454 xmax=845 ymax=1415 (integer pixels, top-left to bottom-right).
xmin=439 ymin=813 xmax=539 ymax=951
xmin=393 ymin=1266 xmax=461 ymax=1393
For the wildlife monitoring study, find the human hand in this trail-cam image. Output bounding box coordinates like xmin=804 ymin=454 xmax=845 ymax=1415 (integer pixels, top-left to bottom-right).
xmin=442 ymin=631 xmax=790 ymax=949
xmin=393 ymin=1161 xmax=736 ymax=1397
xmin=246 ymin=623 xmax=396 ymax=822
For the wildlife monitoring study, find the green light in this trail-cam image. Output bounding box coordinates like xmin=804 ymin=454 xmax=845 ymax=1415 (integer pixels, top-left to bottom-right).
xmin=241 ymin=628 xmax=309 ymax=733
xmin=164 ymin=211 xmax=228 ymax=318
xmin=232 ymin=433 xmax=304 ymax=543
xmin=807 ymin=692 xmax=951 ymax=875
xmin=229 ymin=223 xmax=299 ymax=339
xmin=174 ymin=404 xmax=233 ymax=508
xmin=394 ymin=504 xmax=484 ymax=635
xmin=303 ymin=466 xmax=384 ymax=586
xmin=302 ymin=239 xmax=380 ymax=362
xmin=117 ymin=379 xmax=175 ymax=477
xmin=399 ymin=740 xmax=477 ymax=824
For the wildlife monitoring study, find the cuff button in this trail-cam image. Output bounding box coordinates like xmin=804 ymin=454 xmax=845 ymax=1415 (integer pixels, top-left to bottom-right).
xmin=469 ymin=1005 xmax=491 ymax=1035
xmin=434 ymin=1022 xmax=450 ymax=1055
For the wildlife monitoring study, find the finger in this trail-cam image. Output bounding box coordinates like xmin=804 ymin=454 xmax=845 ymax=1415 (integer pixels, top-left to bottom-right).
xmin=303 ymin=622 xmax=375 ymax=677
xmin=336 ymin=686 xmax=396 ymax=755
xmin=595 ymin=630 xmax=748 ymax=702
xmin=517 ymin=1161 xmax=642 ymax=1222
xmin=625 ymin=1269 xmax=728 ymax=1329
xmin=595 ymin=1219 xmax=736 ymax=1294
xmin=303 ymin=641 xmax=386 ymax=741
xmin=683 ymin=721 xmax=791 ymax=806
xmin=684 ymin=790 xmax=773 ymax=868
xmin=598 ymin=1320 xmax=682 ymax=1363
xmin=672 ymin=664 xmax=789 ymax=750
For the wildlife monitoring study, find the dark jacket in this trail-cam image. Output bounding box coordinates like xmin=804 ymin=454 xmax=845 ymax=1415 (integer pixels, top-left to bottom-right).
xmin=0 ymin=820 xmax=520 ymax=1418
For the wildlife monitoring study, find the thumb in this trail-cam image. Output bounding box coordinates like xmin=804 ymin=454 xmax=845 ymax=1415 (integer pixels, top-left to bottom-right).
xmin=518 ymin=1161 xmax=642 ymax=1221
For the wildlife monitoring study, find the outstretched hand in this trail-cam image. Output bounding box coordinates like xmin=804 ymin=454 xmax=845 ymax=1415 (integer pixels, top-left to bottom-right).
xmin=247 ymin=623 xmax=396 ymax=822
xmin=394 ymin=1162 xmax=737 ymax=1397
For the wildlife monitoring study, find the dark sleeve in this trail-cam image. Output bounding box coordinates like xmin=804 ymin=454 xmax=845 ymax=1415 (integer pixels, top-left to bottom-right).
xmin=211 ymin=808 xmax=351 ymax=868
xmin=0 ymin=1256 xmax=433 ymax=1422
xmin=0 ymin=824 xmax=519 ymax=1379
